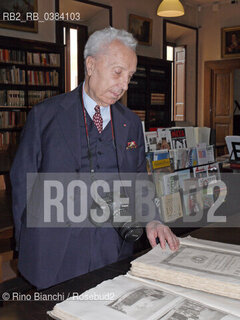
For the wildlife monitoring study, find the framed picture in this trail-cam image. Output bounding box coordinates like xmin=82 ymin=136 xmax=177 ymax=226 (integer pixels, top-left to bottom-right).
xmin=222 ymin=26 xmax=240 ymax=58
xmin=128 ymin=14 xmax=152 ymax=46
xmin=0 ymin=0 xmax=38 ymax=33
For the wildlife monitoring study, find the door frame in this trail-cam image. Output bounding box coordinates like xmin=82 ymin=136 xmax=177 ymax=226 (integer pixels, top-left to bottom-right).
xmin=204 ymin=59 xmax=240 ymax=127
xmin=163 ymin=20 xmax=198 ymax=125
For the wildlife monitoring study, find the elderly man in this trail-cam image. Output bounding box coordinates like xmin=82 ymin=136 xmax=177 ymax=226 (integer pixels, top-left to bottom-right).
xmin=10 ymin=27 xmax=179 ymax=289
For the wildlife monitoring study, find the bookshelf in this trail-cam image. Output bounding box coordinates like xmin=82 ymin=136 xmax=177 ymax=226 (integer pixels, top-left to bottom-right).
xmin=127 ymin=56 xmax=172 ymax=130
xmin=0 ymin=35 xmax=65 ymax=174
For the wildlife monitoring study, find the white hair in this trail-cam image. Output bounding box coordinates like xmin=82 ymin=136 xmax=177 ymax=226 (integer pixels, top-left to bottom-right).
xmin=84 ymin=27 xmax=137 ymax=61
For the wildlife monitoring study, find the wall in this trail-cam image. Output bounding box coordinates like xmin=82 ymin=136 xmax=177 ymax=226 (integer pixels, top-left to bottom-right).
xmin=0 ymin=0 xmax=55 ymax=42
xmin=0 ymin=0 xmax=202 ymax=125
xmin=68 ymin=0 xmax=198 ymax=59
xmin=198 ymin=2 xmax=240 ymax=125
xmin=87 ymin=9 xmax=109 ymax=35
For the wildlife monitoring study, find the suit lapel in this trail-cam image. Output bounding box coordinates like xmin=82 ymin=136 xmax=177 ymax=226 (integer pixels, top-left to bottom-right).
xmin=111 ymin=103 xmax=130 ymax=169
xmin=56 ymin=85 xmax=83 ymax=168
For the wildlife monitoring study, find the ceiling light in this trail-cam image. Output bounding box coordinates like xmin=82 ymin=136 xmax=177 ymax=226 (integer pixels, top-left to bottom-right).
xmin=157 ymin=0 xmax=185 ymax=17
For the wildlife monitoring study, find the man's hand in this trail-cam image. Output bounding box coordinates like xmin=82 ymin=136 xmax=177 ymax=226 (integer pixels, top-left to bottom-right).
xmin=146 ymin=221 xmax=180 ymax=251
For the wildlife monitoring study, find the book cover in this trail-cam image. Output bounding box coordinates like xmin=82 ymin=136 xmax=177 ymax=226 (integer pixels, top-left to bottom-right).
xmin=186 ymin=147 xmax=198 ymax=167
xmin=152 ymin=150 xmax=170 ymax=170
xmin=206 ymin=145 xmax=215 ymax=163
xmin=163 ymin=172 xmax=180 ymax=195
xmin=169 ymin=128 xmax=187 ymax=149
xmin=183 ymin=178 xmax=203 ymax=216
xmin=196 ymin=145 xmax=208 ymax=166
xmin=161 ymin=192 xmax=183 ymax=223
xmin=193 ymin=165 xmax=208 ymax=178
xmin=156 ymin=128 xmax=171 ymax=150
xmin=177 ymin=169 xmax=191 ymax=191
xmin=145 ymin=131 xmax=157 ymax=152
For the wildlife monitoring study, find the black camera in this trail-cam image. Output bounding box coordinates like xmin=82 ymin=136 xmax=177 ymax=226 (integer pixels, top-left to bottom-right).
xmin=90 ymin=192 xmax=143 ymax=242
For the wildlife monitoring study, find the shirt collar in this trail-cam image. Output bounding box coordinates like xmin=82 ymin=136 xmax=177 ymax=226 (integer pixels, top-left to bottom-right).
xmin=82 ymin=81 xmax=110 ymax=120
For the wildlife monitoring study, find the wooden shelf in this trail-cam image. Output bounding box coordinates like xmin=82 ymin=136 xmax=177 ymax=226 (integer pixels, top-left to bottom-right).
xmin=0 ymin=106 xmax=28 ymax=111
xmin=127 ymin=56 xmax=171 ymax=130
xmin=0 ymin=35 xmax=65 ymax=166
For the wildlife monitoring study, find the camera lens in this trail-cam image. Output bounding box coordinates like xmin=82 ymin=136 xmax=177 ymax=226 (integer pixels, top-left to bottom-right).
xmin=116 ymin=222 xmax=143 ymax=242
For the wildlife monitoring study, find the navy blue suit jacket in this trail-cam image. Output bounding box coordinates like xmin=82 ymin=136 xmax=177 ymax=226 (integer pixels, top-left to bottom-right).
xmin=10 ymin=84 xmax=147 ymax=289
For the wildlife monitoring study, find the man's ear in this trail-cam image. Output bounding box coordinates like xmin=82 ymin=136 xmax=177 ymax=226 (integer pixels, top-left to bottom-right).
xmin=85 ymin=56 xmax=95 ymax=76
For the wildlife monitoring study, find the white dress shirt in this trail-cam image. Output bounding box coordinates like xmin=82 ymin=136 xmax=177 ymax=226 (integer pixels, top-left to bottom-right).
xmin=82 ymin=82 xmax=110 ymax=129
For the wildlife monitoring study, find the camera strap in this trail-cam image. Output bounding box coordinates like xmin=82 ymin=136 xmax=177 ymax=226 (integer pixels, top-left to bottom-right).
xmin=81 ymin=86 xmax=120 ymax=180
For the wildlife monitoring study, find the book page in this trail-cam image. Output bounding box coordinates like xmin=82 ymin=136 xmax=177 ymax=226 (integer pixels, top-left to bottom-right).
xmin=130 ymin=237 xmax=240 ymax=300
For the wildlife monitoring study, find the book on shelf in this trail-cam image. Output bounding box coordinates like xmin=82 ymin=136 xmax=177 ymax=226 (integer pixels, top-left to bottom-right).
xmin=196 ymin=144 xmax=208 ymax=165
xmin=194 ymin=127 xmax=211 ymax=145
xmin=160 ymin=192 xmax=183 ymax=222
xmin=0 ymin=111 xmax=26 ymax=129
xmin=27 ymin=70 xmax=59 ymax=86
xmin=145 ymin=131 xmax=158 ymax=152
xmin=0 ymin=67 xmax=25 ymax=84
xmin=170 ymin=148 xmax=189 ymax=170
xmin=132 ymin=110 xmax=146 ymax=121
xmin=177 ymin=169 xmax=191 ymax=190
xmin=0 ymin=131 xmax=20 ymax=150
xmin=151 ymin=93 xmax=165 ymax=105
xmin=206 ymin=145 xmax=215 ymax=163
xmin=193 ymin=165 xmax=208 ymax=178
xmin=27 ymin=52 xmax=60 ymax=67
xmin=0 ymin=90 xmax=25 ymax=107
xmin=156 ymin=128 xmax=171 ymax=150
xmin=152 ymin=150 xmax=170 ymax=170
xmin=28 ymin=90 xmax=58 ymax=106
xmin=182 ymin=178 xmax=203 ymax=216
xmin=48 ymin=237 xmax=240 ymax=319
xmin=169 ymin=128 xmax=187 ymax=149
xmin=0 ymin=49 xmax=25 ymax=64
xmin=162 ymin=172 xmax=179 ymax=195
xmin=187 ymin=147 xmax=198 ymax=167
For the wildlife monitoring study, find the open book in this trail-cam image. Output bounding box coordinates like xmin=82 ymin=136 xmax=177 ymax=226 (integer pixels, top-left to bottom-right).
xmin=131 ymin=237 xmax=240 ymax=300
xmin=48 ymin=237 xmax=240 ymax=320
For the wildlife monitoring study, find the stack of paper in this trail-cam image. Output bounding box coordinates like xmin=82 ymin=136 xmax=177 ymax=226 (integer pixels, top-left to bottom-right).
xmin=130 ymin=236 xmax=240 ymax=300
xmin=48 ymin=274 xmax=240 ymax=320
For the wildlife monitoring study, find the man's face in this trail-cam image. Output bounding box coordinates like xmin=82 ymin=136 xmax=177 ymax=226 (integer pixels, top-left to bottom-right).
xmin=85 ymin=40 xmax=137 ymax=106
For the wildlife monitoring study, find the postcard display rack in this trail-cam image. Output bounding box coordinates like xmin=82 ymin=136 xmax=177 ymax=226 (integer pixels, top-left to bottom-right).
xmin=127 ymin=56 xmax=171 ymax=130
xmin=144 ymin=127 xmax=220 ymax=224
xmin=0 ymin=35 xmax=64 ymax=174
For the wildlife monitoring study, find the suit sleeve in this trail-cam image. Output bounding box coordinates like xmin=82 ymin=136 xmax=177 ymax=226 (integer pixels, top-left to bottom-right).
xmin=10 ymin=107 xmax=42 ymax=248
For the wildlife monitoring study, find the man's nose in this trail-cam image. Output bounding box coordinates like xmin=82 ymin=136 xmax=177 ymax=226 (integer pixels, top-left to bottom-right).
xmin=121 ymin=75 xmax=129 ymax=91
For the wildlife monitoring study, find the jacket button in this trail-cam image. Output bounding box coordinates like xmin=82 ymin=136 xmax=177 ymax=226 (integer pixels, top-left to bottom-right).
xmin=75 ymin=168 xmax=80 ymax=172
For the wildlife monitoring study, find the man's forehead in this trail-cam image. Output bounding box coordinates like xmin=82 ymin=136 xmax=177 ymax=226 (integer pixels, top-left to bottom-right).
xmin=96 ymin=42 xmax=137 ymax=68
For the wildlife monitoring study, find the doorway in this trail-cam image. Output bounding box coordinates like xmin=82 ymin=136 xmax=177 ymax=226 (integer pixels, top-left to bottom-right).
xmin=163 ymin=20 xmax=198 ymax=126
xmin=56 ymin=0 xmax=112 ymax=90
xmin=204 ymin=59 xmax=240 ymax=155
